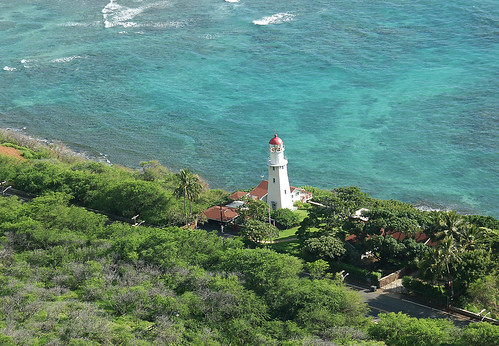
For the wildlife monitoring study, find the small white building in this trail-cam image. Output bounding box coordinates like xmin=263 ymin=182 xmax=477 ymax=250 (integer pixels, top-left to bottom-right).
xmin=247 ymin=180 xmax=312 ymax=209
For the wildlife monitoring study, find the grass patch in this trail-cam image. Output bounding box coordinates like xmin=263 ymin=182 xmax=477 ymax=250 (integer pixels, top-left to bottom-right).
xmin=267 ymin=239 xmax=302 ymax=257
xmin=276 ymin=226 xmax=299 ymax=239
xmin=293 ymin=209 xmax=309 ymax=222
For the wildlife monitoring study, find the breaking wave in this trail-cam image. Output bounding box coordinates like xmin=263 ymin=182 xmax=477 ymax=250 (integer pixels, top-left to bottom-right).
xmin=253 ymin=13 xmax=295 ymax=26
xmin=20 ymin=59 xmax=33 ymax=68
xmin=102 ymin=0 xmax=173 ymax=29
xmin=50 ymin=56 xmax=84 ymax=63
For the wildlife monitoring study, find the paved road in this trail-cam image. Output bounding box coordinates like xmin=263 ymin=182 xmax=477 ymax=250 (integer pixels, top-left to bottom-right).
xmin=348 ymin=283 xmax=473 ymax=326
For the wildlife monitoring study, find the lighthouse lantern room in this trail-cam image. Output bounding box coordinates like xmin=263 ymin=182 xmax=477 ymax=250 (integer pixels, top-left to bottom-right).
xmin=267 ymin=133 xmax=294 ymax=210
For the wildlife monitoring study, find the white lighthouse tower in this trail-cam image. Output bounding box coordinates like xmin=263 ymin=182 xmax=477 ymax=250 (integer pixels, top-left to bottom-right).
xmin=267 ymin=133 xmax=294 ymax=210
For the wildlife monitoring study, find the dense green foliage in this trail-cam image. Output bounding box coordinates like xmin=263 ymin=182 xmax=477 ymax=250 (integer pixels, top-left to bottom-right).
xmin=239 ymin=219 xmax=279 ymax=243
xmin=1 ymin=137 xmax=498 ymax=344
xmin=237 ymin=197 xmax=270 ymax=223
xmin=271 ymin=208 xmax=300 ymax=230
xmin=0 ymin=194 xmax=374 ymax=344
xmin=369 ymin=312 xmax=499 ymax=346
xmin=402 ymin=277 xmax=448 ymax=306
xmin=295 ymin=185 xmax=499 ymax=314
xmin=0 ymin=153 xmax=224 ymax=226
xmin=303 ymin=235 xmax=346 ymax=261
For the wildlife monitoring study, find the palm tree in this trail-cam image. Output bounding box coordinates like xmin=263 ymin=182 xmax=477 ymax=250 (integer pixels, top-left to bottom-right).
xmin=431 ymin=211 xmax=469 ymax=243
xmin=460 ymin=224 xmax=488 ymax=251
xmin=174 ymin=168 xmax=202 ymax=220
xmin=437 ymin=236 xmax=462 ymax=298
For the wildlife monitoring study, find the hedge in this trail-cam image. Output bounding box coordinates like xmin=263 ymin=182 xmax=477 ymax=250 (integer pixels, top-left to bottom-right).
xmin=402 ymin=276 xmax=448 ymax=306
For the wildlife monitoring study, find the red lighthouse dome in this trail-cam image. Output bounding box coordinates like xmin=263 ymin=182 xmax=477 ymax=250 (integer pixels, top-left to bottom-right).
xmin=269 ymin=133 xmax=283 ymax=145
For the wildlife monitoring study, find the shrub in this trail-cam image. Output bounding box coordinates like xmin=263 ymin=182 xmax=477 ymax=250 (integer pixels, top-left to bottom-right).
xmin=271 ymin=209 xmax=300 ymax=230
xmin=369 ymin=312 xmax=457 ymax=345
xmin=402 ymin=276 xmax=448 ymax=306
xmin=458 ymin=322 xmax=499 ymax=346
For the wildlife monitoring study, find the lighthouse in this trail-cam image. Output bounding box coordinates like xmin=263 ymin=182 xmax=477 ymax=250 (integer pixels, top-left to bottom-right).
xmin=267 ymin=133 xmax=294 ymax=210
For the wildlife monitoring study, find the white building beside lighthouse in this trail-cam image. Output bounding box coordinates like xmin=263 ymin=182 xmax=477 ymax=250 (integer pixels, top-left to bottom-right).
xmin=267 ymin=133 xmax=295 ymax=210
xmin=203 ymin=133 xmax=312 ymax=226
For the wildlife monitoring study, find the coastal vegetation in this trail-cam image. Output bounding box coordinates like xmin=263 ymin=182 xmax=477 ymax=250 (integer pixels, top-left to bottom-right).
xmin=0 ymin=129 xmax=225 ymax=227
xmin=269 ymin=186 xmax=499 ymax=319
xmin=0 ymin=130 xmax=498 ymax=344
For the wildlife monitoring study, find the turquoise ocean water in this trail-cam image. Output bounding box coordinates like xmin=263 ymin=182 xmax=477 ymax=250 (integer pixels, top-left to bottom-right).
xmin=0 ymin=0 xmax=498 ymax=217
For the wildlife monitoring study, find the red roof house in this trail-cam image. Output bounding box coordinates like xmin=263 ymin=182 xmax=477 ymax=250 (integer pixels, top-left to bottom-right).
xmin=203 ymin=205 xmax=239 ymax=223
xmin=228 ymin=191 xmax=248 ymax=200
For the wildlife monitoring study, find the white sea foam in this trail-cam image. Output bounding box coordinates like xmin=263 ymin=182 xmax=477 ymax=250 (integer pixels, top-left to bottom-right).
xmin=20 ymin=59 xmax=33 ymax=68
xmin=225 ymin=0 xmax=240 ymax=3
xmin=415 ymin=205 xmax=445 ymax=212
xmin=152 ymin=21 xmax=189 ymax=28
xmin=51 ymin=56 xmax=84 ymax=63
xmin=3 ymin=66 xmax=17 ymax=72
xmin=203 ymin=33 xmax=220 ymax=40
xmin=102 ymin=0 xmax=173 ymax=29
xmin=414 ymin=202 xmax=450 ymax=213
xmin=253 ymin=12 xmax=295 ymax=26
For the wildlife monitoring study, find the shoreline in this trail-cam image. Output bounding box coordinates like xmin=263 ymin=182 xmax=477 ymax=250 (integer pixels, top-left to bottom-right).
xmin=0 ymin=127 xmax=492 ymax=218
xmin=0 ymin=127 xmax=122 ymax=167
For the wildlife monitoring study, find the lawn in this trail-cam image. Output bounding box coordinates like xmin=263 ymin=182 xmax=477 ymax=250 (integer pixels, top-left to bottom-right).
xmin=274 ymin=209 xmax=308 ymax=240
xmin=267 ymin=239 xmax=302 ymax=257
xmin=294 ymin=209 xmax=309 ymax=222
xmin=276 ymin=226 xmax=300 ymax=240
xmin=274 ymin=208 xmax=320 ymax=240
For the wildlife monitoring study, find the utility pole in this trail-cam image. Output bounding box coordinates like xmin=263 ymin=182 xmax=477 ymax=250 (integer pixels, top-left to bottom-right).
xmin=220 ymin=201 xmax=224 ymax=232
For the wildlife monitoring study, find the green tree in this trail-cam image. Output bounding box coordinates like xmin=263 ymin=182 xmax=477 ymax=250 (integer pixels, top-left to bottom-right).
xmin=458 ymin=322 xmax=499 ymax=346
xmin=173 ymin=168 xmax=202 ymax=220
xmin=454 ymin=249 xmax=495 ymax=294
xmin=365 ymin=235 xmax=406 ymax=264
xmin=237 ymin=197 xmax=269 ymax=223
xmin=402 ymin=238 xmax=429 ymax=267
xmin=303 ymin=235 xmax=346 ymax=261
xmin=304 ymin=260 xmax=330 ymax=280
xmin=440 ymin=236 xmax=462 ymax=297
xmin=240 ymin=219 xmax=279 ymax=243
xmin=269 ymin=278 xmax=368 ymax=332
xmin=431 ymin=210 xmax=469 ymax=243
xmin=368 ymin=312 xmax=457 ymax=345
xmin=139 ymin=160 xmax=173 ymax=182
xmin=0 ymin=196 xmax=24 ymax=224
xmin=423 ymin=236 xmax=461 ymax=297
xmin=466 ymin=275 xmax=499 ymax=317
xmin=98 ymin=180 xmax=172 ymax=224
xmin=218 ymin=248 xmax=303 ymax=295
xmin=271 ymin=208 xmax=300 ymax=230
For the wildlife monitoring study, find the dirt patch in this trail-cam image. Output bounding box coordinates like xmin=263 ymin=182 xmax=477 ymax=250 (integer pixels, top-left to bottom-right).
xmin=0 ymin=145 xmax=26 ymax=161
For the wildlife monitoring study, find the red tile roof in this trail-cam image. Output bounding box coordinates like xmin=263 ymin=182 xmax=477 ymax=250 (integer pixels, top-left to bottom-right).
xmin=203 ymin=205 xmax=239 ymax=223
xmin=228 ymin=191 xmax=248 ymax=200
xmin=249 ymin=180 xmax=268 ymax=199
